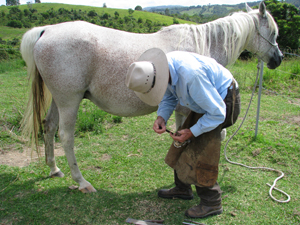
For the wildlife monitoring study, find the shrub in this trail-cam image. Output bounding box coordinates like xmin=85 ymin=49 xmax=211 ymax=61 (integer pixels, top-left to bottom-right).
xmin=112 ymin=116 xmax=122 ymax=123
xmin=7 ymin=38 xmax=19 ymax=46
xmin=88 ymin=10 xmax=97 ymax=17
xmin=22 ymin=21 xmax=32 ymax=28
xmin=7 ymin=20 xmax=22 ymax=28
xmin=101 ymin=12 xmax=109 ymax=20
xmin=76 ymin=108 xmax=106 ymax=134
xmin=0 ymin=50 xmax=9 ymax=61
xmin=9 ymin=6 xmax=21 ymax=15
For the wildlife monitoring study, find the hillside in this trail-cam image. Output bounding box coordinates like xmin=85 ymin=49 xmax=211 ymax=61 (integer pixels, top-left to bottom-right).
xmin=145 ymin=0 xmax=300 ymax=17
xmin=144 ymin=1 xmax=261 ymax=17
xmin=0 ymin=3 xmax=193 ymax=40
xmin=0 ymin=3 xmax=195 ymax=61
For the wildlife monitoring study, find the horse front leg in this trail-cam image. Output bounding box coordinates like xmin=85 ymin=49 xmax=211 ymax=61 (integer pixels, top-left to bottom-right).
xmin=58 ymin=105 xmax=96 ymax=193
xmin=44 ymin=100 xmax=64 ymax=177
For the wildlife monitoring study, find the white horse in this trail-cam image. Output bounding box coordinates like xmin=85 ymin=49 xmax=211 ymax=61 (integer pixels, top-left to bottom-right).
xmin=20 ymin=2 xmax=282 ymax=193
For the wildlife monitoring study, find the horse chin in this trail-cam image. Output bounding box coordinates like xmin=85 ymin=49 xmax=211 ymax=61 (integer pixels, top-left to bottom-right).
xmin=266 ymin=52 xmax=283 ymax=69
xmin=267 ymin=62 xmax=277 ymax=69
xmin=267 ymin=58 xmax=282 ymax=69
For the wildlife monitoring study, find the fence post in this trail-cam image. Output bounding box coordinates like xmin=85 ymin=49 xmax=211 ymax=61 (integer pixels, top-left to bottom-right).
xmin=255 ymin=61 xmax=264 ymax=137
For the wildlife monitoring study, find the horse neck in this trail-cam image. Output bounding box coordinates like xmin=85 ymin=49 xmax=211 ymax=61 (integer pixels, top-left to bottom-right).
xmin=160 ymin=12 xmax=256 ymax=67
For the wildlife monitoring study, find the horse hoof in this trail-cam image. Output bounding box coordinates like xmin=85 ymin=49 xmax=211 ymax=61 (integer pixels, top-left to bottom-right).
xmin=51 ymin=171 xmax=65 ymax=178
xmin=79 ymin=185 xmax=97 ymax=193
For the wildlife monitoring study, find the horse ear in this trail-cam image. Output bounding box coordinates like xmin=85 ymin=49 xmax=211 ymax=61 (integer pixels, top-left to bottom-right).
xmin=245 ymin=3 xmax=253 ymax=12
xmin=259 ymin=1 xmax=267 ymax=17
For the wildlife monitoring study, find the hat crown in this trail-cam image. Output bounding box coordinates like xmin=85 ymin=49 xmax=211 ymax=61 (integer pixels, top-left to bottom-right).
xmin=126 ymin=61 xmax=155 ymax=93
xmin=125 ymin=48 xmax=169 ymax=106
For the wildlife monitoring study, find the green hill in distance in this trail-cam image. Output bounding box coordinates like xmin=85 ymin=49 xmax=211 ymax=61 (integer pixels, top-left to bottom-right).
xmin=0 ymin=2 xmax=194 ymax=41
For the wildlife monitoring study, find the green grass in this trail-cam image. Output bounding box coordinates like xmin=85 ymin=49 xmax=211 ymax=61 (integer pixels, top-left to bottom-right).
xmin=0 ymin=58 xmax=299 ymax=224
xmin=0 ymin=26 xmax=29 ymax=41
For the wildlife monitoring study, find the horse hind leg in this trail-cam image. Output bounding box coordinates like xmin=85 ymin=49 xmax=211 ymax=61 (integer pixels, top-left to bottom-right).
xmin=58 ymin=100 xmax=96 ymax=193
xmin=43 ymin=100 xmax=64 ymax=178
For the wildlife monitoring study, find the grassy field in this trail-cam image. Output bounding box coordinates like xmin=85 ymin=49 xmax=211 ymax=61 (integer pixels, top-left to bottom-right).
xmin=0 ymin=26 xmax=29 ymax=40
xmin=0 ymin=58 xmax=299 ymax=224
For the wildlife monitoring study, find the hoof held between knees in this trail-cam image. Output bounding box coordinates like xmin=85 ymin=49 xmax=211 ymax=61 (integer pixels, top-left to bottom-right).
xmin=79 ymin=185 xmax=97 ymax=193
xmin=51 ymin=171 xmax=65 ymax=178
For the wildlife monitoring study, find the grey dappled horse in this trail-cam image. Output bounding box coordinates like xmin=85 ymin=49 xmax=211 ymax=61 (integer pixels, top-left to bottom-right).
xmin=20 ymin=2 xmax=283 ymax=193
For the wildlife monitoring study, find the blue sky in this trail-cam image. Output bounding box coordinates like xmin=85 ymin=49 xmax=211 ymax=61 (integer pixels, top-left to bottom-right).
xmin=0 ymin=0 xmax=254 ymax=9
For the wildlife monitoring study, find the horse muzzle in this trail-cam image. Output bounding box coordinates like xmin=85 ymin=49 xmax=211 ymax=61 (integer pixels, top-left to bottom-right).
xmin=267 ymin=50 xmax=284 ymax=69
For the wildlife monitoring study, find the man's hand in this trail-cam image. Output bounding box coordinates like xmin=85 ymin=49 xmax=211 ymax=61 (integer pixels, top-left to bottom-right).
xmin=153 ymin=116 xmax=166 ymax=134
xmin=170 ymin=129 xmax=194 ymax=143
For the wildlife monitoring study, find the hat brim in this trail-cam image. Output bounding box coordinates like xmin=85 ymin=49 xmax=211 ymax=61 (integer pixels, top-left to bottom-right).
xmin=134 ymin=48 xmax=169 ymax=106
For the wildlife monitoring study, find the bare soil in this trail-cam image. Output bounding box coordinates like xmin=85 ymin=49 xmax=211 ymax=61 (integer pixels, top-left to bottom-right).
xmin=0 ymin=143 xmax=65 ymax=167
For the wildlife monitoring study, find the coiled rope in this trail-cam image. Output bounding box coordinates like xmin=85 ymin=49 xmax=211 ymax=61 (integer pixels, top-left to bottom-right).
xmin=223 ymin=61 xmax=291 ymax=203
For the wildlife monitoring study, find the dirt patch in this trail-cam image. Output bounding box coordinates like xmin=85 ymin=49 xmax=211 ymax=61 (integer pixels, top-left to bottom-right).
xmin=0 ymin=143 xmax=65 ymax=167
xmin=100 ymin=153 xmax=111 ymax=161
xmin=288 ymin=98 xmax=300 ymax=107
xmin=290 ymin=115 xmax=300 ymax=125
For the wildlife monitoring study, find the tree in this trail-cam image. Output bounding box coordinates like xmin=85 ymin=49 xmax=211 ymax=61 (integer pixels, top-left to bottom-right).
xmin=87 ymin=10 xmax=97 ymax=17
xmin=114 ymin=11 xmax=119 ymax=19
xmin=138 ymin=17 xmax=143 ymax=23
xmin=165 ymin=8 xmax=170 ymax=16
xmin=103 ymin=3 xmax=107 ymax=8
xmin=135 ymin=5 xmax=142 ymax=11
xmin=6 ymin=0 xmax=20 ymax=6
xmin=128 ymin=8 xmax=134 ymax=15
xmin=265 ymin=0 xmax=300 ymax=50
xmin=101 ymin=12 xmax=109 ymax=20
xmin=27 ymin=1 xmax=32 ymax=9
xmin=35 ymin=0 xmax=41 ymax=3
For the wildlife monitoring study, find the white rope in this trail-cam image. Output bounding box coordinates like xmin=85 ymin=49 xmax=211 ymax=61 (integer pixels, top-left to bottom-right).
xmin=224 ymin=61 xmax=291 ymax=203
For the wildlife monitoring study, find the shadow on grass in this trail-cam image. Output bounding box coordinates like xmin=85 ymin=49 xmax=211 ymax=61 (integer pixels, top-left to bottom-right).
xmin=0 ymin=172 xmax=214 ymax=225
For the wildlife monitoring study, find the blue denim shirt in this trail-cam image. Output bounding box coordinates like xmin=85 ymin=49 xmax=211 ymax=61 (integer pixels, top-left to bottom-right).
xmin=157 ymin=51 xmax=236 ymax=137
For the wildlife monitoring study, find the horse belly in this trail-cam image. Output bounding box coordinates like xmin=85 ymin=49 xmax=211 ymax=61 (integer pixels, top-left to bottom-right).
xmin=86 ymin=56 xmax=158 ymax=117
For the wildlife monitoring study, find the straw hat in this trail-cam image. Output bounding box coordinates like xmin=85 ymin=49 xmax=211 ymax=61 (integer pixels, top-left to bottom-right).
xmin=125 ymin=48 xmax=169 ymax=106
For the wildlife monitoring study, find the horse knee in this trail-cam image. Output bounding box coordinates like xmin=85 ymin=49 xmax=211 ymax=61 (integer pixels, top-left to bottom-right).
xmin=58 ymin=129 xmax=74 ymax=147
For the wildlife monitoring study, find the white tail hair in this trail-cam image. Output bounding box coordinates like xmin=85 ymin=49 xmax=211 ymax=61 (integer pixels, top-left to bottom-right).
xmin=20 ymin=26 xmax=52 ymax=153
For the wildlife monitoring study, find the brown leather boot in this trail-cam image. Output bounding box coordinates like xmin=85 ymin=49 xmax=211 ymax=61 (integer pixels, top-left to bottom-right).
xmin=185 ymin=204 xmax=223 ymax=218
xmin=158 ymin=187 xmax=193 ymax=200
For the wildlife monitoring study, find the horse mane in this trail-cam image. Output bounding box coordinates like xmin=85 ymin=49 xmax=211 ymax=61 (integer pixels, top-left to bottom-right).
xmin=161 ymin=9 xmax=278 ymax=65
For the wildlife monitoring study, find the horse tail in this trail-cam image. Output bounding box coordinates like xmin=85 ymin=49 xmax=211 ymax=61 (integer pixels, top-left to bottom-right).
xmin=20 ymin=26 xmax=52 ymax=155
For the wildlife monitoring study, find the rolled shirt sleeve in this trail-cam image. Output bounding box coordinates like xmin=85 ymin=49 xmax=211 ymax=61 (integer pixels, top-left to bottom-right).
xmin=157 ymin=87 xmax=178 ymax=123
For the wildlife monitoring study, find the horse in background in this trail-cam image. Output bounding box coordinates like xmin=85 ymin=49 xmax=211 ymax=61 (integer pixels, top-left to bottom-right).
xmin=20 ymin=1 xmax=283 ymax=193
